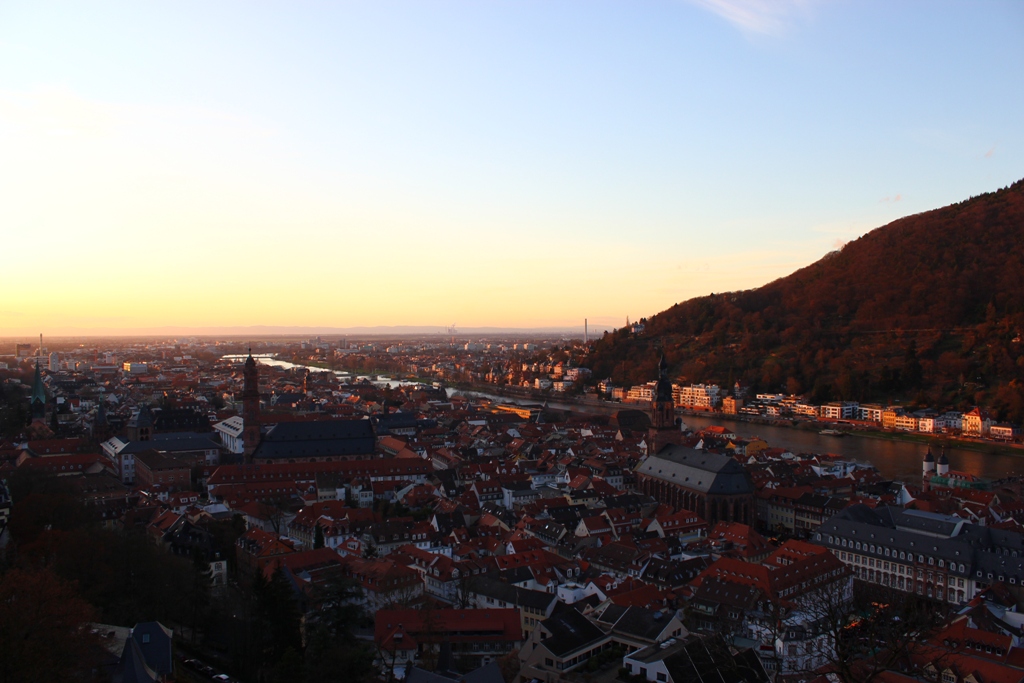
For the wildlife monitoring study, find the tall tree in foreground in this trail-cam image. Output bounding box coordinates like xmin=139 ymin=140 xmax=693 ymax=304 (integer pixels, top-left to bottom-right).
xmin=806 ymin=582 xmax=951 ymax=683
xmin=304 ymin=574 xmax=375 ymax=683
xmin=0 ymin=568 xmax=99 ymax=683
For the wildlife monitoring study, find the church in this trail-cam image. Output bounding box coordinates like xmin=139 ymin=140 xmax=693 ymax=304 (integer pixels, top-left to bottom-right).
xmin=240 ymin=350 xmax=376 ymax=463
xmin=635 ymin=356 xmax=754 ymax=525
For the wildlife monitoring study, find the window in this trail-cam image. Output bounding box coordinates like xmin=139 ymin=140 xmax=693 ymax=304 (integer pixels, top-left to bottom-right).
xmin=142 ymin=634 xmax=150 ymax=644
xmin=657 ymin=674 xmax=667 ymax=682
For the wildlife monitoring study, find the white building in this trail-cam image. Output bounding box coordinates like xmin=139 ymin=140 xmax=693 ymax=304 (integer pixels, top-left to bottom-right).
xmin=101 ymin=437 xmax=135 ymax=484
xmin=858 ymin=404 xmax=884 ymax=423
xmin=213 ymin=416 xmax=245 ymax=455
xmin=819 ymin=402 xmax=858 ymax=420
xmin=626 ymin=383 xmax=656 ymax=403
xmin=674 ymin=384 xmax=721 ymax=408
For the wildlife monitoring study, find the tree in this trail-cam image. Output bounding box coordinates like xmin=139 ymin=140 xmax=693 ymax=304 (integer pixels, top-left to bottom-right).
xmin=0 ymin=567 xmax=99 ymax=683
xmin=189 ymin=548 xmax=212 ymax=644
xmin=801 ymin=581 xmax=951 ymax=683
xmin=254 ymin=567 xmax=303 ymax=665
xmin=313 ymin=522 xmax=325 ymax=550
xmin=304 ymin=574 xmax=375 ymax=683
xmin=454 ymin=568 xmax=477 ymax=609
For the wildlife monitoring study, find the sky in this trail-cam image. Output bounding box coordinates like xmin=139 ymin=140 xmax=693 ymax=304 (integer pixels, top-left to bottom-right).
xmin=1 ymin=0 xmax=1022 ymax=335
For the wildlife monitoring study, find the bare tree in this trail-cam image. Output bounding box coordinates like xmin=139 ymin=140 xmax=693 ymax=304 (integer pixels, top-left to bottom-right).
xmin=792 ymin=581 xmax=954 ymax=683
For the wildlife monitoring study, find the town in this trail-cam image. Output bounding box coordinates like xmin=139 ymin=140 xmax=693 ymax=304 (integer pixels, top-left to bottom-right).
xmin=3 ymin=335 xmax=1024 ymax=683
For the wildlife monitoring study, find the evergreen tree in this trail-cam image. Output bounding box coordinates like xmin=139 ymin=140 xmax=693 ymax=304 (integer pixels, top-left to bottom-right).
xmin=304 ymin=575 xmax=375 ymax=683
xmin=313 ymin=522 xmax=325 ymax=550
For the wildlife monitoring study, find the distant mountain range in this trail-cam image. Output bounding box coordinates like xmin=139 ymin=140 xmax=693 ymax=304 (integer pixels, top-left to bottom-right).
xmin=585 ymin=179 xmax=1024 ymax=423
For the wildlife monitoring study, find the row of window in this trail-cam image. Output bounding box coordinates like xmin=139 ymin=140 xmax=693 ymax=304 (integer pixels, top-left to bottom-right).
xmin=840 ymin=552 xmax=966 ymax=584
xmin=853 ymin=566 xmax=967 ymax=601
xmin=822 ymin=534 xmax=966 ymax=573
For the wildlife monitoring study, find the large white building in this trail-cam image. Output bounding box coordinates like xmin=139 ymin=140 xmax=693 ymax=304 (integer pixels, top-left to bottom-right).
xmin=819 ymin=402 xmax=858 ymax=420
xmin=813 ymin=505 xmax=1024 ymax=606
xmin=674 ymin=384 xmax=721 ymax=409
xmin=626 ymin=383 xmax=656 ymax=403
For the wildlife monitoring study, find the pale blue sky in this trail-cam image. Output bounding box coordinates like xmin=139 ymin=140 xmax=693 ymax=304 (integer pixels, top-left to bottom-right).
xmin=1 ymin=1 xmax=1022 ymax=333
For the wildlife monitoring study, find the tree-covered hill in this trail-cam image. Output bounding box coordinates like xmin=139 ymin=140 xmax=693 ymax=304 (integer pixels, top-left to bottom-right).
xmin=585 ymin=179 xmax=1024 ymax=422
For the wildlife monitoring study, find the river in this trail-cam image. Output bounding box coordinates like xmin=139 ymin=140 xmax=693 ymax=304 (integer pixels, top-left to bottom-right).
xmin=220 ymin=354 xmax=421 ymax=388
xmin=450 ymin=389 xmax=1022 ymax=482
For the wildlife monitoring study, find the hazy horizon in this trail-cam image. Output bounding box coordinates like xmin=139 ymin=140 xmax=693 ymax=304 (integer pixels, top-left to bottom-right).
xmin=0 ymin=323 xmax=608 ymax=340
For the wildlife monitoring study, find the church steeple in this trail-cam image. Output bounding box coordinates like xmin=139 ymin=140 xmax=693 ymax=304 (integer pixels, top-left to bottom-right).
xmin=30 ymin=359 xmax=47 ymax=421
xmin=649 ymin=353 xmax=681 ymax=453
xmin=242 ymin=348 xmax=262 ymax=463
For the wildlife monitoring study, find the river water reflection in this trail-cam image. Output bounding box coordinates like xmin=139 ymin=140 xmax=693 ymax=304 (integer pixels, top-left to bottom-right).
xmin=451 ymin=389 xmax=1022 ymax=482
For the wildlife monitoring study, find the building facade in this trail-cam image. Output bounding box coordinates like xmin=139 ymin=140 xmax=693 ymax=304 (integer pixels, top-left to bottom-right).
xmin=635 ymin=445 xmax=754 ymax=525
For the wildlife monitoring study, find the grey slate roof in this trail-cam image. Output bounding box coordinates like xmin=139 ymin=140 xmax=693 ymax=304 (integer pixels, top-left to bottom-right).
xmin=253 ymin=419 xmax=375 ymax=459
xmin=470 ymin=576 xmax=558 ymax=611
xmin=663 ymin=634 xmax=770 ymax=683
xmin=115 ymin=638 xmax=158 ymax=683
xmin=815 ymin=504 xmax=1024 ymax=583
xmin=120 ymin=432 xmax=221 ymax=455
xmin=407 ymin=661 xmax=504 ymax=683
xmin=610 ymin=606 xmax=675 ymax=642
xmin=636 ymin=446 xmax=752 ymax=495
xmin=540 ymin=605 xmax=608 ymax=657
xmin=130 ymin=622 xmax=173 ymax=677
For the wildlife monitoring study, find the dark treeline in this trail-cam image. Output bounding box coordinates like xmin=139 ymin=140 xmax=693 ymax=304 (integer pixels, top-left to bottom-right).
xmin=585 ymin=179 xmax=1024 ymax=421
xmin=0 ymin=468 xmax=375 ymax=683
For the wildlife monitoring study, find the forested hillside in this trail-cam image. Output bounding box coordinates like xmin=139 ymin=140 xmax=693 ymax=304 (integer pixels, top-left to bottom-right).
xmin=585 ymin=179 xmax=1024 ymax=422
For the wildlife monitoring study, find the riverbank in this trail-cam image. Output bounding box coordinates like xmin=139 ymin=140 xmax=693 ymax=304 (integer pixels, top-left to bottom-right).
xmin=848 ymin=428 xmax=1024 ymax=458
xmin=456 ymin=385 xmax=1024 ymax=464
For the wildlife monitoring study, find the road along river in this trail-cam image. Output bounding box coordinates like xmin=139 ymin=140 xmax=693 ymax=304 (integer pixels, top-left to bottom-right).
xmin=450 ymin=389 xmax=1022 ymax=483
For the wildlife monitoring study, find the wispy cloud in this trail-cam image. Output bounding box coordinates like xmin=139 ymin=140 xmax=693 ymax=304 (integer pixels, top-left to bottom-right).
xmin=685 ymin=0 xmax=817 ymax=35
xmin=985 ymin=146 xmax=995 ymax=158
xmin=880 ymin=194 xmax=903 ymax=203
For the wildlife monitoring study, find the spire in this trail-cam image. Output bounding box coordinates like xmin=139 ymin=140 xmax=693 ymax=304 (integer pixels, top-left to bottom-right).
xmin=30 ymin=359 xmax=46 ymax=420
xmin=30 ymin=359 xmax=46 ymax=405
xmin=655 ymin=353 xmax=673 ymax=403
xmin=135 ymin=405 xmax=154 ymax=428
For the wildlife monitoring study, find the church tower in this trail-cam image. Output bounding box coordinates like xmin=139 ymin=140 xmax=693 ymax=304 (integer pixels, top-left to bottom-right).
xmin=922 ymin=448 xmax=935 ymax=492
xmin=242 ymin=349 xmax=262 ymax=463
xmin=936 ymin=451 xmax=949 ymax=476
xmin=30 ymin=360 xmax=47 ymax=423
xmin=649 ymin=354 xmax=682 ymax=453
xmin=126 ymin=405 xmax=153 ymax=442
